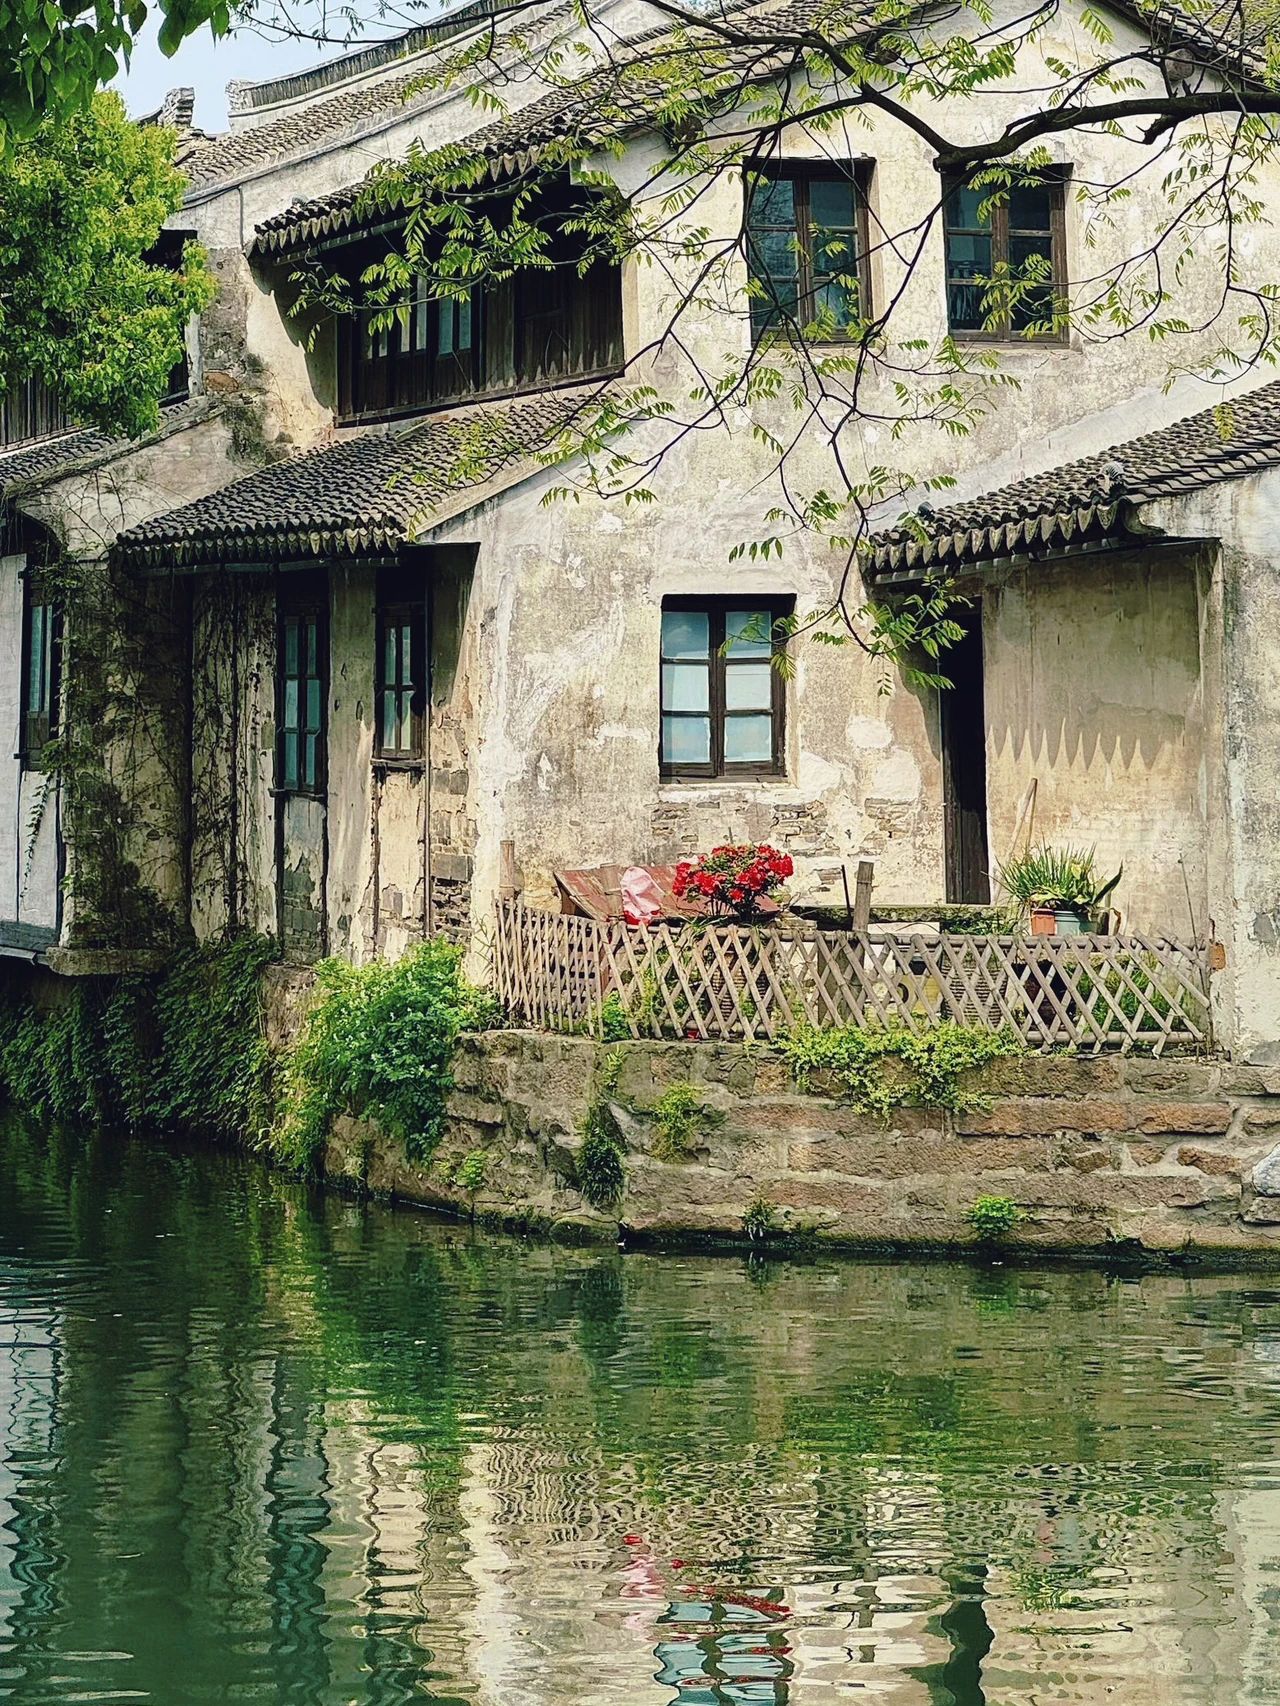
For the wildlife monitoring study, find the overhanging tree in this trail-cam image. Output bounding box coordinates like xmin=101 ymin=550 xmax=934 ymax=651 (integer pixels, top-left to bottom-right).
xmin=1 ymin=0 xmax=231 ymax=143
xmin=0 ymin=90 xmax=214 ymax=438
xmin=282 ymin=0 xmax=1280 ymax=679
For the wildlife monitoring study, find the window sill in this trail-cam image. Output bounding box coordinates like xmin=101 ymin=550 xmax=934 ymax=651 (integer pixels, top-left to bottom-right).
xmin=949 ymin=332 xmax=1072 ymax=349
xmin=373 ymin=756 xmax=425 ymax=773
xmin=337 ymin=365 xmax=625 ymax=429
xmin=659 ymin=774 xmax=791 ymax=793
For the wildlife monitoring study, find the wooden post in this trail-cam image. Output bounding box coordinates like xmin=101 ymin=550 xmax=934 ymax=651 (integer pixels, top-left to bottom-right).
xmin=498 ymin=839 xmax=521 ymax=903
xmin=852 ymin=860 xmax=874 ymax=932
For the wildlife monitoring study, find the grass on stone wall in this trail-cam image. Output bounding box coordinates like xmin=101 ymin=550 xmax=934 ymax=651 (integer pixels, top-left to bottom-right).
xmin=778 ymin=1019 xmax=1022 ymax=1116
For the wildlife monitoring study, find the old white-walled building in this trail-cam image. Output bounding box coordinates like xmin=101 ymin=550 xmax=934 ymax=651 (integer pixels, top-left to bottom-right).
xmin=2 ymin=0 xmax=1279 ymax=1055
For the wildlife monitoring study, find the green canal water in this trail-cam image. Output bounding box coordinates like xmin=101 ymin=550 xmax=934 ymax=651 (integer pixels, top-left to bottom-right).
xmin=3 ymin=1120 xmax=1280 ymax=1704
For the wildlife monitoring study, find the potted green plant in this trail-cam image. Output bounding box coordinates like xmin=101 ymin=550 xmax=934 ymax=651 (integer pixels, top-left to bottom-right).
xmin=996 ymin=844 xmax=1122 ymax=936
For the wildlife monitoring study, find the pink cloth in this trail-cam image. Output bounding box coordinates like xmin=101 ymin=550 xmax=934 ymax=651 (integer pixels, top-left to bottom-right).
xmin=620 ymin=865 xmax=665 ymax=927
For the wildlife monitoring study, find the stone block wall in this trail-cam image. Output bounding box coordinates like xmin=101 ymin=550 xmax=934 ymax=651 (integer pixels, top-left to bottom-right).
xmin=320 ymin=1031 xmax=1280 ymax=1257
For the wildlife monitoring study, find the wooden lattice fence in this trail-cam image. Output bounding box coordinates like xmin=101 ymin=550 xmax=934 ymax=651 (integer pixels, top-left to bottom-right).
xmin=492 ymin=901 xmax=1214 ymax=1055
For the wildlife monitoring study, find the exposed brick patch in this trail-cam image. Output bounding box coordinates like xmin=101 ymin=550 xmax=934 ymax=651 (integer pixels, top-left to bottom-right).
xmin=1176 ymin=1146 xmax=1245 ymax=1176
xmin=1126 ymin=1142 xmax=1168 ymax=1167
xmin=958 ymin=1098 xmax=1135 ymax=1136
xmin=1137 ymin=1102 xmax=1233 ymax=1136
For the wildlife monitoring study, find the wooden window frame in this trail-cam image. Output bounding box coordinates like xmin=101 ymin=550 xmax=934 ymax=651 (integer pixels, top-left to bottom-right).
xmin=745 ymin=160 xmax=872 ymax=344
xmin=942 ymin=169 xmax=1069 ymax=343
xmin=375 ymin=574 xmax=426 ymax=762
xmin=20 ymin=577 xmax=61 ymax=769
xmin=276 ymin=598 xmax=328 ymax=797
xmin=659 ymin=595 xmax=792 ymax=782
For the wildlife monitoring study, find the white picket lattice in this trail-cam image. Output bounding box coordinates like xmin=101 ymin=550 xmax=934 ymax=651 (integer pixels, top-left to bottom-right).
xmin=492 ymin=902 xmax=1213 ymax=1055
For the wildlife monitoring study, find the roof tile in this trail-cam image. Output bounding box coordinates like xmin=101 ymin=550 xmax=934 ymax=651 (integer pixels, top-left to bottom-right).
xmin=868 ymin=378 xmax=1280 ymax=578
xmin=112 ymin=387 xmax=605 ymax=568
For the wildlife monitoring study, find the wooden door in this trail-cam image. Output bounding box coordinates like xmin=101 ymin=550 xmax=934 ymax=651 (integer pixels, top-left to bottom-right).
xmin=940 ymin=617 xmax=991 ymax=905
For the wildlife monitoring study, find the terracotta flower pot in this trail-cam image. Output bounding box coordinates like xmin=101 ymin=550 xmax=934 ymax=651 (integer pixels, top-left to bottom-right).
xmin=1030 ymin=905 xmax=1058 ymax=936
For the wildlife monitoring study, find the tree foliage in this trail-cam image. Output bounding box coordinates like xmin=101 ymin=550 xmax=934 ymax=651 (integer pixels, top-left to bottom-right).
xmin=0 ymin=0 xmax=229 ymax=144
xmin=0 ymin=90 xmax=214 ymax=437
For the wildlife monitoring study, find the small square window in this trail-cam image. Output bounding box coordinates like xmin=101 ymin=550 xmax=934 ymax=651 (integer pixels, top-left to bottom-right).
xmin=659 ymin=597 xmax=791 ymax=780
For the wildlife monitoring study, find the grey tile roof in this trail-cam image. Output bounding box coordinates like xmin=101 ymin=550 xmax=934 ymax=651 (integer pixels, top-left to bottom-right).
xmin=249 ymin=0 xmax=886 ymax=254
xmin=0 ymin=398 xmax=210 ymax=502
xmin=112 ymin=387 xmax=605 ymax=568
xmin=185 ymin=1 xmax=579 ymax=190
xmin=867 ymin=378 xmax=1280 ymax=579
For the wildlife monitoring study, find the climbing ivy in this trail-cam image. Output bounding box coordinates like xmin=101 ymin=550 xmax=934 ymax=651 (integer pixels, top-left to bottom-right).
xmin=778 ymin=1020 xmax=1021 ymax=1117
xmin=0 ymin=934 xmax=276 ymax=1140
xmin=273 ymin=939 xmax=499 ymax=1172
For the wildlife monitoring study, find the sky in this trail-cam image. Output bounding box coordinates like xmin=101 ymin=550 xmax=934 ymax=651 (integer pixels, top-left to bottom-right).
xmin=112 ymin=7 xmax=423 ymax=130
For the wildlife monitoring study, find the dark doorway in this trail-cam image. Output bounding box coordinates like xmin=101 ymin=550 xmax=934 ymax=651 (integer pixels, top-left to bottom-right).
xmin=940 ymin=615 xmax=991 ymax=904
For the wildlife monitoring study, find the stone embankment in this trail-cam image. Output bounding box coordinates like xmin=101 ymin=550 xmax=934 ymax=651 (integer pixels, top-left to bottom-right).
xmin=322 ymin=1031 xmax=1280 ymax=1257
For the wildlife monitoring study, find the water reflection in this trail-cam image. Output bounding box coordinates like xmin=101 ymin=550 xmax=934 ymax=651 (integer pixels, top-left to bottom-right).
xmin=2 ymin=1118 xmax=1280 ymax=1703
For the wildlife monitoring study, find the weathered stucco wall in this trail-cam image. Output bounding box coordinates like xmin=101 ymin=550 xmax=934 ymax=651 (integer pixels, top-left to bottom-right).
xmin=322 ymin=1030 xmax=1280 ymax=1257
xmin=0 ymin=552 xmax=59 ymax=950
xmin=982 ymin=547 xmax=1209 ymax=932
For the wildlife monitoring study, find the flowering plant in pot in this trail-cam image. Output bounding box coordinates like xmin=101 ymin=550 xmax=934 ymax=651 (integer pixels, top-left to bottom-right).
xmin=996 ymin=844 xmax=1122 ymax=936
xmin=673 ymin=843 xmax=793 ymax=922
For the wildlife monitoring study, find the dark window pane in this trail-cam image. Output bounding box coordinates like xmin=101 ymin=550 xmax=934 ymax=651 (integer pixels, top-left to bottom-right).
xmin=284 ymin=621 xmax=299 ymax=676
xmin=305 ymin=733 xmax=317 ymax=786
xmin=810 ymin=176 xmax=856 ymax=230
xmin=1009 ymin=233 xmax=1054 ymax=272
xmin=306 ymin=677 xmax=321 ymax=731
xmin=283 ymin=731 xmax=298 ymax=788
xmin=1009 ymin=184 xmax=1052 ymax=229
xmin=946 ymin=185 xmax=989 ymax=230
xmin=748 ymin=175 xmax=795 ymax=227
xmin=945 ymin=231 xmax=992 ymax=275
xmin=381 ymin=690 xmax=397 ymax=751
xmin=284 ymin=678 xmax=299 ymax=730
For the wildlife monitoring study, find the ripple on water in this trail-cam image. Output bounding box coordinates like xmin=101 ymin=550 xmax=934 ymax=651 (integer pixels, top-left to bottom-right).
xmin=1 ymin=1122 xmax=1280 ymax=1703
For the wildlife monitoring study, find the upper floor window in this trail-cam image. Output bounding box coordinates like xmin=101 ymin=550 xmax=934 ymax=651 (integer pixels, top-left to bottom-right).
xmin=375 ymin=570 xmax=425 ymax=761
xmin=335 ymin=178 xmax=624 ymax=424
xmin=660 ymin=597 xmax=791 ymax=780
xmin=745 ymin=163 xmax=870 ymax=342
xmin=2 ymin=375 xmax=71 ymax=451
xmin=277 ymin=601 xmax=326 ymax=795
xmin=21 ymin=577 xmax=61 ymax=768
xmin=943 ymin=172 xmax=1068 ymax=339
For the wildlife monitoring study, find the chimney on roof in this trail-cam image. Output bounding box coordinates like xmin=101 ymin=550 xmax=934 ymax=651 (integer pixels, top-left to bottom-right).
xmin=158 ymin=86 xmax=196 ymax=133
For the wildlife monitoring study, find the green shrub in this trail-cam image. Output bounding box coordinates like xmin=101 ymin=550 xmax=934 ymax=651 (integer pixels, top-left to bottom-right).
xmin=779 ymin=1019 xmax=1020 ymax=1116
xmin=274 ymin=939 xmax=499 ymax=1170
xmin=573 ymin=1049 xmax=626 ymax=1209
xmin=967 ymin=1194 xmax=1026 ymax=1242
xmin=596 ymin=992 xmax=632 ymax=1042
